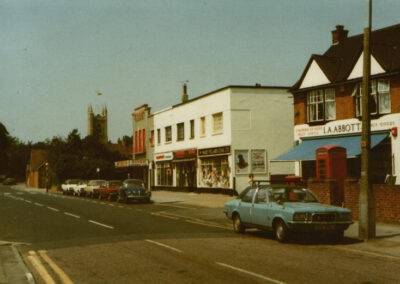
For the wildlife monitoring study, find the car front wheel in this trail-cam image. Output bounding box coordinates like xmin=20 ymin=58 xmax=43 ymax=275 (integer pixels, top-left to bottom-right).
xmin=233 ymin=214 xmax=245 ymax=233
xmin=274 ymin=220 xmax=289 ymax=242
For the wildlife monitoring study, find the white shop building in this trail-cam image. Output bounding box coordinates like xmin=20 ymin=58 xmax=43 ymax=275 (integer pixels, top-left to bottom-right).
xmin=153 ymin=85 xmax=294 ymax=193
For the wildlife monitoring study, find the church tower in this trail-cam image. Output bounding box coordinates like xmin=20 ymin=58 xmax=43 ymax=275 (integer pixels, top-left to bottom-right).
xmin=87 ymin=104 xmax=108 ymax=144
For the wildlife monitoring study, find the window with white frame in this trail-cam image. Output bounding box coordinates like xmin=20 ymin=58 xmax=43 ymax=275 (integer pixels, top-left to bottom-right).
xmin=307 ymin=88 xmax=336 ymax=123
xmin=212 ymin=112 xmax=223 ymax=134
xmin=355 ymin=79 xmax=390 ymax=116
xmin=200 ymin=116 xmax=206 ymax=136
xmin=177 ymin=122 xmax=184 ymax=141
xmin=165 ymin=126 xmax=172 ymax=143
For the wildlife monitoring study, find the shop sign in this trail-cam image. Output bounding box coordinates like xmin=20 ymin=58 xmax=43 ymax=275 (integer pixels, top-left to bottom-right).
xmin=198 ymin=146 xmax=231 ymax=156
xmin=173 ymin=149 xmax=197 ymax=159
xmin=295 ymin=119 xmax=396 ymax=138
xmin=132 ymin=159 xmax=148 ymax=166
xmin=114 ymin=160 xmax=133 ymax=168
xmin=155 ymin=152 xmax=173 ymax=161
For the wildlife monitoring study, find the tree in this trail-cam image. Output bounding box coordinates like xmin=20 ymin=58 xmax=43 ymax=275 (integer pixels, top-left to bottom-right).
xmin=0 ymin=123 xmax=10 ymax=174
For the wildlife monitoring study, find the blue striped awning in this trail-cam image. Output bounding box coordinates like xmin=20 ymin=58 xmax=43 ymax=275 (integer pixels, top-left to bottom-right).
xmin=272 ymin=133 xmax=389 ymax=161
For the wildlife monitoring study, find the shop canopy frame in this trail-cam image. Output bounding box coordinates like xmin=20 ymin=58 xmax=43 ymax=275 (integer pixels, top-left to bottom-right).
xmin=272 ymin=133 xmax=389 ymax=161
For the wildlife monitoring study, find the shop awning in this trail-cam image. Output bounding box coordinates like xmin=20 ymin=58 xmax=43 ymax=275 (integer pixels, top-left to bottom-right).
xmin=272 ymin=133 xmax=389 ymax=161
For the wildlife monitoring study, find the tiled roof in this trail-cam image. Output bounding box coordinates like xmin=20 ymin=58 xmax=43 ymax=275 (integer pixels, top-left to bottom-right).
xmin=292 ymin=23 xmax=400 ymax=91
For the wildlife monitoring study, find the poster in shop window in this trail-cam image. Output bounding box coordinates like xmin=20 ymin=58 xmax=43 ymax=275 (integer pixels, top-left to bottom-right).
xmin=251 ymin=149 xmax=266 ymax=173
xmin=235 ymin=150 xmax=249 ymax=174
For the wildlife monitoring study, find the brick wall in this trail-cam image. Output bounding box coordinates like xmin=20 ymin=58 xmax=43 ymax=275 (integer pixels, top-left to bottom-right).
xmin=307 ymin=178 xmax=337 ymax=205
xmin=344 ymin=182 xmax=400 ymax=223
xmin=307 ymin=178 xmax=400 ymax=224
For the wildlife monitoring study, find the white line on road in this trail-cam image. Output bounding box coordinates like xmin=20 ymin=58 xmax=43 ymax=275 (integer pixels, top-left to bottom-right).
xmin=88 ymin=220 xmax=114 ymax=229
xmin=34 ymin=202 xmax=44 ymax=207
xmin=47 ymin=207 xmax=59 ymax=212
xmin=64 ymin=212 xmax=80 ymax=218
xmin=145 ymin=239 xmax=182 ymax=253
xmin=24 ymin=200 xmax=32 ymax=204
xmin=136 ymin=209 xmax=143 ymax=211
xmin=155 ymin=203 xmax=196 ymax=210
xmin=150 ymin=212 xmax=179 ymax=220
xmin=185 ymin=219 xmax=230 ymax=230
xmin=108 ymin=204 xmax=115 ymax=207
xmin=38 ymin=250 xmax=73 ymax=284
xmin=216 ymin=262 xmax=286 ymax=284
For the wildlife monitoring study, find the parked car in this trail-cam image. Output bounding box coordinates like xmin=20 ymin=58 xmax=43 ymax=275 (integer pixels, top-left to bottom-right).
xmin=61 ymin=179 xmax=81 ymax=195
xmin=71 ymin=180 xmax=88 ymax=196
xmin=85 ymin=179 xmax=106 ymax=197
xmin=2 ymin=177 xmax=16 ymax=185
xmin=223 ymin=182 xmax=353 ymax=242
xmin=117 ymin=179 xmax=151 ymax=203
xmin=98 ymin=180 xmax=122 ymax=200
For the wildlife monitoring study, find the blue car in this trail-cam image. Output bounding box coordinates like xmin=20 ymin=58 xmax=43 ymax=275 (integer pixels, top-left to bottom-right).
xmin=224 ymin=183 xmax=353 ymax=242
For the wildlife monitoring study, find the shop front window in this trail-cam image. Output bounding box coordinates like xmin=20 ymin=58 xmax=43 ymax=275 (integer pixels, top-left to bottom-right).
xmin=175 ymin=161 xmax=196 ymax=187
xmin=200 ymin=156 xmax=231 ymax=188
xmin=156 ymin=162 xmax=173 ymax=186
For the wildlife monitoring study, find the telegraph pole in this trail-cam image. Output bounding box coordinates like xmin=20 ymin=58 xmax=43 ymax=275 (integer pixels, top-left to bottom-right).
xmin=359 ymin=0 xmax=376 ymax=240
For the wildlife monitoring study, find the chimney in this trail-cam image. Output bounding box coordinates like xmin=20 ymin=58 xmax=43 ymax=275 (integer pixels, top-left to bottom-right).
xmin=181 ymin=83 xmax=188 ymax=103
xmin=331 ymin=25 xmax=348 ymax=45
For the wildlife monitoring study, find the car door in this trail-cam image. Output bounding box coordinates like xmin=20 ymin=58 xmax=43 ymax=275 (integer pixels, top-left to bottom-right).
xmin=252 ymin=187 xmax=270 ymax=227
xmin=236 ymin=186 xmax=256 ymax=224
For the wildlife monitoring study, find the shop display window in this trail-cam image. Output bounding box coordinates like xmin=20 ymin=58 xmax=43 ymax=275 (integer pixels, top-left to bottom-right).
xmin=175 ymin=162 xmax=196 ymax=187
xmin=200 ymin=156 xmax=231 ymax=188
xmin=156 ymin=162 xmax=173 ymax=186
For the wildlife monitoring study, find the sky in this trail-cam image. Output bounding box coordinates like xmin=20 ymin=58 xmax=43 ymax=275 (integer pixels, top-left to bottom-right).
xmin=1 ymin=0 xmax=400 ymax=143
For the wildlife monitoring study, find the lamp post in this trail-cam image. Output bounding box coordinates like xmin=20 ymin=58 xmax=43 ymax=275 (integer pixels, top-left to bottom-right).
xmin=45 ymin=162 xmax=49 ymax=193
xmin=359 ymin=0 xmax=376 ymax=240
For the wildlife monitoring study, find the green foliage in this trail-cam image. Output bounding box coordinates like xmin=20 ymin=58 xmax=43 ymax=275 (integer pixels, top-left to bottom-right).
xmin=47 ymin=129 xmax=126 ymax=185
xmin=0 ymin=123 xmax=128 ymax=184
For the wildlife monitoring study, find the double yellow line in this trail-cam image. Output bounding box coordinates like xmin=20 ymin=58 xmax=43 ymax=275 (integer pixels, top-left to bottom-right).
xmin=28 ymin=250 xmax=73 ymax=284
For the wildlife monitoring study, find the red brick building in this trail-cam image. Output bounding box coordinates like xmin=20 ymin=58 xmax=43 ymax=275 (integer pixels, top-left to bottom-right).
xmin=274 ymin=24 xmax=400 ymax=223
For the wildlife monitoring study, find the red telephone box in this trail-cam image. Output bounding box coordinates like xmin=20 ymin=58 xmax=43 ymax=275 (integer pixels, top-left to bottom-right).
xmin=316 ymin=145 xmax=347 ymax=204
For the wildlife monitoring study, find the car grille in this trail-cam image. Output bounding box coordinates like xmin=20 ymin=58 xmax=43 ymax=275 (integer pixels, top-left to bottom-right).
xmin=311 ymin=213 xmax=335 ymax=222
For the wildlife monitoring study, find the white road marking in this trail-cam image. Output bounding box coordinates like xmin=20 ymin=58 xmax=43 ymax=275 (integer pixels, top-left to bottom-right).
xmin=329 ymin=246 xmax=400 ymax=260
xmin=118 ymin=205 xmax=124 ymax=208
xmin=136 ymin=208 xmax=143 ymax=211
xmin=24 ymin=200 xmax=32 ymax=204
xmin=27 ymin=251 xmax=56 ymax=284
xmin=64 ymin=212 xmax=80 ymax=218
xmin=216 ymin=262 xmax=286 ymax=284
xmin=155 ymin=203 xmax=196 ymax=210
xmin=108 ymin=204 xmax=115 ymax=207
xmin=38 ymin=250 xmax=74 ymax=284
xmin=150 ymin=212 xmax=179 ymax=220
xmin=47 ymin=207 xmax=59 ymax=212
xmin=88 ymin=220 xmax=114 ymax=229
xmin=34 ymin=202 xmax=44 ymax=207
xmin=145 ymin=239 xmax=182 ymax=253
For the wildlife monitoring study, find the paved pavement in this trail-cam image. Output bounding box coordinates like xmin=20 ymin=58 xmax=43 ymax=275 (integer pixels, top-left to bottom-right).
xmin=2 ymin=183 xmax=400 ymax=283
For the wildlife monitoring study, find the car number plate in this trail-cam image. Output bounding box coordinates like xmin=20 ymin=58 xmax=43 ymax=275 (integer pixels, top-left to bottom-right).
xmin=314 ymin=224 xmax=335 ymax=231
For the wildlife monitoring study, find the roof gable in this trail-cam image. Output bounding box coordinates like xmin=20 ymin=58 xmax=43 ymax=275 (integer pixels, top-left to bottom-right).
xmin=347 ymin=52 xmax=386 ymax=80
xmin=299 ymin=59 xmax=330 ymax=89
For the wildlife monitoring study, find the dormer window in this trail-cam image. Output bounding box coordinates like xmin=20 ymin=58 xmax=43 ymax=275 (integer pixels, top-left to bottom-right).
xmin=355 ymin=79 xmax=390 ymax=117
xmin=307 ymin=88 xmax=336 ymax=123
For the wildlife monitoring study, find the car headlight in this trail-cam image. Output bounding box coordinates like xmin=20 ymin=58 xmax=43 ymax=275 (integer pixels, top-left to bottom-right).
xmin=337 ymin=212 xmax=352 ymax=221
xmin=293 ymin=212 xmax=308 ymax=221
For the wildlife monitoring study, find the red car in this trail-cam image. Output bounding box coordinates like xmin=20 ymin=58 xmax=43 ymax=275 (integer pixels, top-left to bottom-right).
xmin=98 ymin=180 xmax=123 ymax=200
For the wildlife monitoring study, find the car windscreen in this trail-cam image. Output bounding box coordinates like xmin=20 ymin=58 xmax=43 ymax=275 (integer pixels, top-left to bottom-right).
xmin=270 ymin=187 xmax=318 ymax=203
xmin=124 ymin=180 xmax=143 ymax=187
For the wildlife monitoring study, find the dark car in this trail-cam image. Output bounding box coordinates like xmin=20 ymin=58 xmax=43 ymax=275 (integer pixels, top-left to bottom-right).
xmin=117 ymin=179 xmax=151 ymax=203
xmin=2 ymin=177 xmax=16 ymax=185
